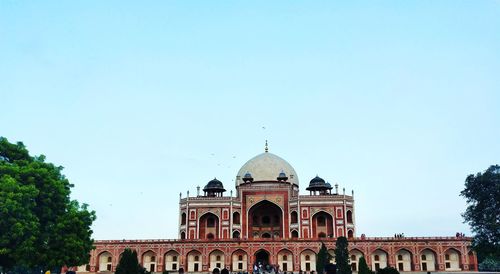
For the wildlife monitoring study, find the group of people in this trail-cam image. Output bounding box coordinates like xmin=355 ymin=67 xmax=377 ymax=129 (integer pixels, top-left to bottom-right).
xmin=394 ymin=233 xmax=405 ymax=238
xmin=455 ymin=232 xmax=465 ymax=238
xmin=252 ymin=261 xmax=280 ymax=274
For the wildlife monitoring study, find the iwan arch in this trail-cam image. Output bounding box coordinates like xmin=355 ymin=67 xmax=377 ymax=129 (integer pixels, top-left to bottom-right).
xmin=81 ymin=145 xmax=477 ymax=273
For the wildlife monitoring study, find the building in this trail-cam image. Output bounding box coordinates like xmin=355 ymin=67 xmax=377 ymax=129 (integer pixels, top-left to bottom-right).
xmin=82 ymin=145 xmax=478 ymax=273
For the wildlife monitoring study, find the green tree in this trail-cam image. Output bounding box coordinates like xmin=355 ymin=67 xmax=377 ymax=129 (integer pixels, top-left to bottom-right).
xmin=116 ymin=249 xmax=149 ymax=274
xmin=479 ymin=257 xmax=500 ymax=272
xmin=0 ymin=137 xmax=96 ymax=271
xmin=460 ymin=165 xmax=500 ymax=266
xmin=0 ymin=176 xmax=38 ymax=269
xmin=334 ymin=237 xmax=352 ymax=274
xmin=316 ymin=242 xmax=332 ymax=274
xmin=358 ymin=256 xmax=373 ymax=274
xmin=377 ymin=267 xmax=399 ymax=274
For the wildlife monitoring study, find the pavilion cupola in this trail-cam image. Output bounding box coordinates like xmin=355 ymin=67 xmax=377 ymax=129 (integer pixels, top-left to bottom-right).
xmin=306 ymin=175 xmax=333 ymax=195
xmin=277 ymin=170 xmax=288 ymax=182
xmin=203 ymin=178 xmax=226 ymax=197
xmin=242 ymin=171 xmax=254 ymax=183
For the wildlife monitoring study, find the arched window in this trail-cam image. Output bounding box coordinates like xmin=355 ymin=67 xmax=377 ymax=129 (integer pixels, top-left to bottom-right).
xmin=351 ymin=255 xmax=356 ymax=261
xmin=291 ymin=211 xmax=298 ymax=224
xmin=318 ymin=232 xmax=327 ymax=238
xmin=262 ymin=233 xmax=271 ymax=238
xmin=347 ymin=210 xmax=353 ymax=223
xmin=180 ymin=231 xmax=186 ymax=239
xmin=398 ymin=255 xmax=403 ymax=260
xmin=238 ymin=255 xmax=243 ymax=261
xmin=233 ymin=230 xmax=240 ymax=239
xmin=173 ymin=256 xmax=178 ymax=261
xmin=216 ymin=255 xmax=221 ymax=261
xmin=181 ymin=213 xmax=187 ymax=225
xmin=305 ymin=255 xmax=310 ymax=260
xmin=291 ymin=230 xmax=299 ymax=238
xmin=421 ymin=255 xmax=427 ymax=260
xmin=194 ymin=256 xmax=199 ymax=261
xmin=283 ymin=255 xmax=288 ymax=260
xmin=374 ymin=255 xmax=380 ymax=261
xmin=233 ymin=212 xmax=240 ymax=224
xmin=348 ymin=230 xmax=354 ymax=238
xmin=207 ymin=233 xmax=214 ymax=239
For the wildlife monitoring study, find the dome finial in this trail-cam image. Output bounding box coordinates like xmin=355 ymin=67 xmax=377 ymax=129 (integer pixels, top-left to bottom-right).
xmin=265 ymin=140 xmax=269 ymax=153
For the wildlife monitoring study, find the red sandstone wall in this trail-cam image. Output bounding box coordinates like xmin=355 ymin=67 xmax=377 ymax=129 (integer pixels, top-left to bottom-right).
xmin=85 ymin=237 xmax=476 ymax=273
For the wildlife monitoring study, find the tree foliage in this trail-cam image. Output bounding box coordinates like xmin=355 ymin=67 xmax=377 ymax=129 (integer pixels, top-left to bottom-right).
xmin=0 ymin=137 xmax=96 ymax=270
xmin=358 ymin=256 xmax=373 ymax=274
xmin=460 ymin=165 xmax=500 ymax=262
xmin=115 ymin=249 xmax=149 ymax=274
xmin=377 ymin=267 xmax=399 ymax=274
xmin=479 ymin=256 xmax=500 ymax=272
xmin=334 ymin=237 xmax=351 ymax=274
xmin=316 ymin=242 xmax=332 ymax=274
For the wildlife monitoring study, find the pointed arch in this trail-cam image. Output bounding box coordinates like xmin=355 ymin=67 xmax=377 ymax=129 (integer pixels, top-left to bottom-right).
xmin=311 ymin=211 xmax=334 ymax=238
xmin=346 ymin=210 xmax=353 ymax=223
xmin=349 ymin=249 xmax=364 ymax=272
xmin=232 ymin=249 xmax=248 ymax=272
xmin=187 ymin=250 xmax=203 ymax=272
xmin=209 ymin=249 xmax=225 ymax=271
xmin=418 ymin=247 xmax=438 ymax=255
xmin=419 ymin=248 xmax=437 ymax=271
xmin=444 ymin=248 xmax=461 ymax=270
xmin=232 ymin=230 xmax=241 ymax=239
xmin=300 ymin=249 xmax=316 ymax=272
xmin=142 ymin=250 xmax=157 ymax=272
xmin=181 ymin=212 xmax=187 ymax=225
xmin=255 ymin=249 xmax=271 ymax=266
xmin=395 ymin=248 xmax=412 ymax=271
xmin=199 ymin=212 xmax=220 ymax=239
xmin=290 ymin=211 xmax=298 ymax=224
xmin=347 ymin=229 xmax=354 ymax=238
xmin=233 ymin=211 xmax=241 ymax=225
xmin=248 ymin=200 xmax=283 ymax=239
xmin=277 ymin=249 xmax=293 ymax=272
xmin=371 ymin=249 xmax=388 ymax=271
xmin=98 ymin=251 xmax=113 ymax=272
xmin=164 ymin=250 xmax=180 ymax=271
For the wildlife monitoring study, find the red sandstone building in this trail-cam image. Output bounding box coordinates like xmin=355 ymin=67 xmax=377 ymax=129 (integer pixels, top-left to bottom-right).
xmin=83 ymin=147 xmax=478 ymax=273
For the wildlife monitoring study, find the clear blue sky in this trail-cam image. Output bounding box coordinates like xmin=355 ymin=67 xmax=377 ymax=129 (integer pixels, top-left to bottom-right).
xmin=1 ymin=1 xmax=499 ymax=240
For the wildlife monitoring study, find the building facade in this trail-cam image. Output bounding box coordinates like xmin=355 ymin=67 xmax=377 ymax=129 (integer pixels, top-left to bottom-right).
xmin=83 ymin=147 xmax=477 ymax=273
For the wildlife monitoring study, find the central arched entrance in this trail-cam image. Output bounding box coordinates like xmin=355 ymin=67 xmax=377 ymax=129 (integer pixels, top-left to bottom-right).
xmin=312 ymin=211 xmax=333 ymax=239
xmin=199 ymin=212 xmax=219 ymax=239
xmin=248 ymin=200 xmax=283 ymax=239
xmin=255 ymin=249 xmax=270 ymax=265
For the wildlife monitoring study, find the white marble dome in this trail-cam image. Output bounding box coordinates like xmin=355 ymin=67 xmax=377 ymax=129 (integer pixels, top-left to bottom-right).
xmin=235 ymin=152 xmax=299 ymax=187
